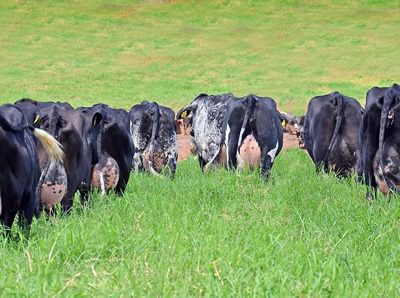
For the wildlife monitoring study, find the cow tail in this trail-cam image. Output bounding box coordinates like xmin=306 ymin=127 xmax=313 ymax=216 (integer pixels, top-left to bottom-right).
xmin=323 ymin=93 xmax=344 ymax=170
xmin=203 ymin=149 xmax=220 ymax=173
xmin=148 ymin=103 xmax=161 ymax=176
xmin=378 ymin=85 xmax=398 ymax=171
xmin=96 ymin=124 xmax=107 ymax=195
xmin=236 ymin=95 xmax=257 ymax=168
xmin=31 ymin=127 xmax=64 ymax=162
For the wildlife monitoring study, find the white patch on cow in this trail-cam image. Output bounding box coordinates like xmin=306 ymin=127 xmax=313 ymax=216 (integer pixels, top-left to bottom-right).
xmin=130 ymin=119 xmax=150 ymax=172
xmin=225 ymin=124 xmax=231 ymax=169
xmin=267 ymin=140 xmax=279 ymax=162
xmin=237 ymin=127 xmax=245 ymax=149
xmin=162 ymin=127 xmax=178 ymax=174
xmin=99 ymin=172 xmax=106 ymax=195
xmin=236 ymin=128 xmax=247 ymax=170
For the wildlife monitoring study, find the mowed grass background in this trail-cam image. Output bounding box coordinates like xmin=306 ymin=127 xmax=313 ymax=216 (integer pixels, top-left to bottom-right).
xmin=1 ymin=0 xmax=400 ymax=296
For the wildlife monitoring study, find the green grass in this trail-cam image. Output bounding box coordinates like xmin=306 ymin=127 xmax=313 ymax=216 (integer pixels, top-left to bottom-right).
xmin=1 ymin=0 xmax=400 ymax=296
xmin=1 ymin=152 xmax=400 ymax=296
xmin=1 ymin=0 xmax=400 ymax=113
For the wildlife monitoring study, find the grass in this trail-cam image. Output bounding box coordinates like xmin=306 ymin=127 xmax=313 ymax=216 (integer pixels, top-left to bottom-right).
xmin=1 ymin=0 xmax=400 ymax=296
xmin=1 ymin=152 xmax=400 ymax=296
xmin=1 ymin=0 xmax=400 ymax=113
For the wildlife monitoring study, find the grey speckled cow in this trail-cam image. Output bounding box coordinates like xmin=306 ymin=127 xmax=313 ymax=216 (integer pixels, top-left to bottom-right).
xmin=130 ymin=101 xmax=178 ymax=178
xmin=176 ymin=93 xmax=235 ymax=172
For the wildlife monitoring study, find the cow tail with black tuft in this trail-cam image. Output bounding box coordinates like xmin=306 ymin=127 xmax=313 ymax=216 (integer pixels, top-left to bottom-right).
xmin=235 ymin=95 xmax=258 ymax=169
xmin=148 ymin=102 xmax=161 ymax=176
xmin=378 ymin=84 xmax=400 ymax=180
xmin=323 ymin=92 xmax=344 ymax=171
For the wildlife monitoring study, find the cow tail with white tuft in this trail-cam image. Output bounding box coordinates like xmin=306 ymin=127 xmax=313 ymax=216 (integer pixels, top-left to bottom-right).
xmin=203 ymin=149 xmax=220 ymax=173
xmin=30 ymin=127 xmax=64 ymax=162
xmin=0 ymin=111 xmax=64 ymax=163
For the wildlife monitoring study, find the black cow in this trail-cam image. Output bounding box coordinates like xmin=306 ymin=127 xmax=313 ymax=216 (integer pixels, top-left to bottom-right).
xmin=304 ymin=91 xmax=363 ymax=177
xmin=37 ymin=104 xmax=92 ymax=213
xmin=130 ymin=101 xmax=177 ymax=177
xmin=358 ymin=83 xmax=400 ymax=196
xmin=78 ymin=104 xmax=134 ymax=194
xmin=0 ymin=104 xmax=63 ymax=236
xmin=176 ymin=93 xmax=235 ymax=171
xmin=222 ymin=95 xmax=283 ymax=178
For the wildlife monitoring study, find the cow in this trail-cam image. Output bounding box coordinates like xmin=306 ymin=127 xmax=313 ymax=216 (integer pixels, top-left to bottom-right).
xmin=175 ymin=116 xmax=196 ymax=155
xmin=296 ymin=115 xmax=306 ymax=149
xmin=78 ymin=104 xmax=134 ymax=195
xmin=176 ymin=93 xmax=235 ymax=171
xmin=37 ymin=104 xmax=92 ymax=213
xmin=222 ymin=95 xmax=283 ymax=178
xmin=0 ymin=104 xmax=63 ymax=237
xmin=303 ymin=91 xmax=363 ymax=177
xmin=130 ymin=101 xmax=177 ymax=178
xmin=15 ymin=98 xmax=73 ymax=125
xmin=281 ymin=112 xmax=298 ymax=135
xmin=280 ymin=112 xmax=306 ymax=148
xmin=357 ymin=83 xmax=400 ymax=197
xmin=14 ymin=99 xmax=75 ymax=215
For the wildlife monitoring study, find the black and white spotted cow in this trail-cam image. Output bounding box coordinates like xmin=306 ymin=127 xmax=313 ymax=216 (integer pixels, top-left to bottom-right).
xmin=222 ymin=95 xmax=283 ymax=178
xmin=358 ymin=83 xmax=400 ymax=196
xmin=0 ymin=104 xmax=63 ymax=236
xmin=78 ymin=104 xmax=134 ymax=195
xmin=176 ymin=93 xmax=235 ymax=171
xmin=304 ymin=91 xmax=363 ymax=177
xmin=37 ymin=104 xmax=92 ymax=213
xmin=129 ymin=101 xmax=178 ymax=178
xmin=14 ymin=100 xmax=74 ymax=215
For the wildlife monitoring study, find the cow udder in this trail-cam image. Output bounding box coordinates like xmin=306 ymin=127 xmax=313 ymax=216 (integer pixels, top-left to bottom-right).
xmin=92 ymin=156 xmax=120 ymax=192
xmin=238 ymin=134 xmax=261 ymax=170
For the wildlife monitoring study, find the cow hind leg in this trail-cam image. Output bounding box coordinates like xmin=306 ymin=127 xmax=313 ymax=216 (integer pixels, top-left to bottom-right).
xmin=115 ymin=165 xmax=130 ymax=196
xmin=61 ymin=195 xmax=74 ymax=214
xmin=260 ymin=141 xmax=280 ymax=179
xmin=1 ymin=210 xmax=18 ymax=238
xmin=167 ymin=157 xmax=177 ymax=179
xmin=260 ymin=147 xmax=273 ymax=179
xmin=198 ymin=155 xmax=206 ymax=172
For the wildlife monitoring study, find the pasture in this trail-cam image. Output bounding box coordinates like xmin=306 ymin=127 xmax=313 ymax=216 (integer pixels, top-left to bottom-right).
xmin=1 ymin=0 xmax=400 ymax=295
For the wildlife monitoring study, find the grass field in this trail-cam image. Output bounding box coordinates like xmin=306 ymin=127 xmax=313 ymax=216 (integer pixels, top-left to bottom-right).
xmin=1 ymin=0 xmax=400 ymax=296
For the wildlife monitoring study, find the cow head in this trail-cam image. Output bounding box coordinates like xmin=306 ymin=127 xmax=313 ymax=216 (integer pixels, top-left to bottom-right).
xmin=296 ymin=115 xmax=305 ymax=149
xmin=280 ymin=112 xmax=305 ymax=148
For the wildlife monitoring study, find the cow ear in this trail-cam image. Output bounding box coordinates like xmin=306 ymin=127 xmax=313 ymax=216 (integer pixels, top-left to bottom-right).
xmin=92 ymin=112 xmax=103 ymax=126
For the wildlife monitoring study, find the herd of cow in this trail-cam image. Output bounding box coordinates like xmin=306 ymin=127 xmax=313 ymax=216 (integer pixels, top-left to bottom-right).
xmin=0 ymin=83 xmax=399 ymax=237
